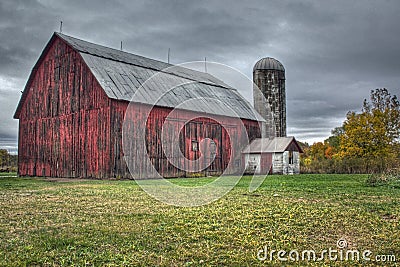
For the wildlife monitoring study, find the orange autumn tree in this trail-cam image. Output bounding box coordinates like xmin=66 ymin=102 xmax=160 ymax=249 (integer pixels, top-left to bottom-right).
xmin=300 ymin=140 xmax=338 ymax=173
xmin=338 ymin=88 xmax=400 ymax=172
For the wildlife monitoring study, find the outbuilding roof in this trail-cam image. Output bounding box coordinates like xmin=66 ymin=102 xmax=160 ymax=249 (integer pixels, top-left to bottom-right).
xmin=242 ymin=137 xmax=303 ymax=153
xmin=14 ymin=32 xmax=264 ymax=121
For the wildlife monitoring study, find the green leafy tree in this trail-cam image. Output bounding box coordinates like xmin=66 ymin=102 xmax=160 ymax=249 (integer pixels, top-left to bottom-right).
xmin=0 ymin=149 xmax=7 ymax=167
xmin=0 ymin=149 xmax=18 ymax=172
xmin=325 ymin=127 xmax=343 ymax=150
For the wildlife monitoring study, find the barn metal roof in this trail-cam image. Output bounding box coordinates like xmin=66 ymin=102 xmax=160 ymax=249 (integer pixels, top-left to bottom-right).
xmin=242 ymin=137 xmax=302 ymax=153
xmin=56 ymin=33 xmax=264 ymax=121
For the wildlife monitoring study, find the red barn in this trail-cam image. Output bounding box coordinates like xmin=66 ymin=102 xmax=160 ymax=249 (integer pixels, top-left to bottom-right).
xmin=14 ymin=33 xmax=263 ymax=178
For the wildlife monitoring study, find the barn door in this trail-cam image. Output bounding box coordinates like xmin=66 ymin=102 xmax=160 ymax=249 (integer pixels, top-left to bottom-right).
xmin=184 ymin=121 xmax=223 ymax=176
xmin=203 ymin=122 xmax=222 ymax=175
xmin=185 ymin=121 xmax=201 ymax=174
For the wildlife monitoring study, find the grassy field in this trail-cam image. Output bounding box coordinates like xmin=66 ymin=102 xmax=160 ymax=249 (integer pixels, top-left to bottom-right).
xmin=0 ymin=174 xmax=399 ymax=266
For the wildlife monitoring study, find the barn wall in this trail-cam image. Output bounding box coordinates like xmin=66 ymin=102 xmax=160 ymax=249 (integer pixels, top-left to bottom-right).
xmin=281 ymin=151 xmax=300 ymax=174
xmin=244 ymin=154 xmax=261 ymax=174
xmin=293 ymin=151 xmax=300 ymax=174
xmin=272 ymin=151 xmax=301 ymax=175
xmin=18 ymin=37 xmax=111 ymax=178
xmin=112 ymin=100 xmax=261 ymax=178
xmin=243 ymin=153 xmax=272 ymax=174
xmin=260 ymin=153 xmax=273 ymax=174
xmin=272 ymin=153 xmax=284 ymax=174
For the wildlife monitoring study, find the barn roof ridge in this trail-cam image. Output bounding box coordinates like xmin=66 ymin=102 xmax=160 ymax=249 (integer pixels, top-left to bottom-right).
xmin=57 ymin=33 xmax=264 ymax=121
xmin=14 ymin=32 xmax=265 ymax=122
xmin=56 ymin=32 xmax=175 ymax=67
xmin=55 ymin=32 xmax=234 ymax=91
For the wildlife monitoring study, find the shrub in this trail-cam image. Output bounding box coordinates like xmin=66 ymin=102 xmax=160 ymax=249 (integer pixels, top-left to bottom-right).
xmin=366 ymin=169 xmax=400 ymax=187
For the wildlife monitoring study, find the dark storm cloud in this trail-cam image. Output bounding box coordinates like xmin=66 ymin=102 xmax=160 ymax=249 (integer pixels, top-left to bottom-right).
xmin=0 ymin=1 xmax=60 ymax=77
xmin=1 ymin=0 xmax=400 ymax=151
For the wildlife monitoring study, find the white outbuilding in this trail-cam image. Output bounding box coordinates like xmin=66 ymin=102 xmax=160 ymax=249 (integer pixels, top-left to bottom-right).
xmin=242 ymin=137 xmax=303 ymax=175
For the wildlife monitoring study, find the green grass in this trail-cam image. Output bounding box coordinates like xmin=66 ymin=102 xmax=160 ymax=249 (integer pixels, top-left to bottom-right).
xmin=0 ymin=172 xmax=17 ymax=177
xmin=0 ymin=174 xmax=399 ymax=266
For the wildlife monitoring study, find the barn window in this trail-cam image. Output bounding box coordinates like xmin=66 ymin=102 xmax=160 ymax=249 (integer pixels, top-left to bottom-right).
xmin=288 ymin=151 xmax=294 ymax=164
xmin=191 ymin=140 xmax=199 ymax=151
xmin=209 ymin=140 xmax=216 ymax=156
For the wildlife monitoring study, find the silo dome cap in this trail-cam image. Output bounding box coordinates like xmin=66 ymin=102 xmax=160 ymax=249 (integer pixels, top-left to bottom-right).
xmin=253 ymin=57 xmax=285 ymax=72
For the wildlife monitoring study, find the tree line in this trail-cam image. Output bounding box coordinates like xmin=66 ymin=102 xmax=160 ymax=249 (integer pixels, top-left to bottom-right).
xmin=0 ymin=149 xmax=17 ymax=172
xmin=300 ymin=88 xmax=400 ymax=174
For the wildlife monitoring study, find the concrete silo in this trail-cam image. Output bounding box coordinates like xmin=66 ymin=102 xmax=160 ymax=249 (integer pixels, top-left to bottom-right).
xmin=253 ymin=57 xmax=286 ymax=137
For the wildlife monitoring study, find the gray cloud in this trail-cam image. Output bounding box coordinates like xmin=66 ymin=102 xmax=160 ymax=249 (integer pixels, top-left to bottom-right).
xmin=1 ymin=0 xmax=400 ymax=152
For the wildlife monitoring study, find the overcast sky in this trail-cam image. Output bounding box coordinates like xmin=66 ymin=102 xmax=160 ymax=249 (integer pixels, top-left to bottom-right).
xmin=1 ymin=0 xmax=400 ymax=153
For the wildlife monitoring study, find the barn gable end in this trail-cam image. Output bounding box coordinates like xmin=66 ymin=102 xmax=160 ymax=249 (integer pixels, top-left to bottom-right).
xmin=15 ymin=35 xmax=112 ymax=178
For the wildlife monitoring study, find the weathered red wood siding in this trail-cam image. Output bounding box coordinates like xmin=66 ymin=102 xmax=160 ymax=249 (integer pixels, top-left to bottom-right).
xmin=260 ymin=153 xmax=273 ymax=174
xmin=18 ymin=37 xmax=111 ymax=178
xmin=113 ymin=100 xmax=261 ymax=178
